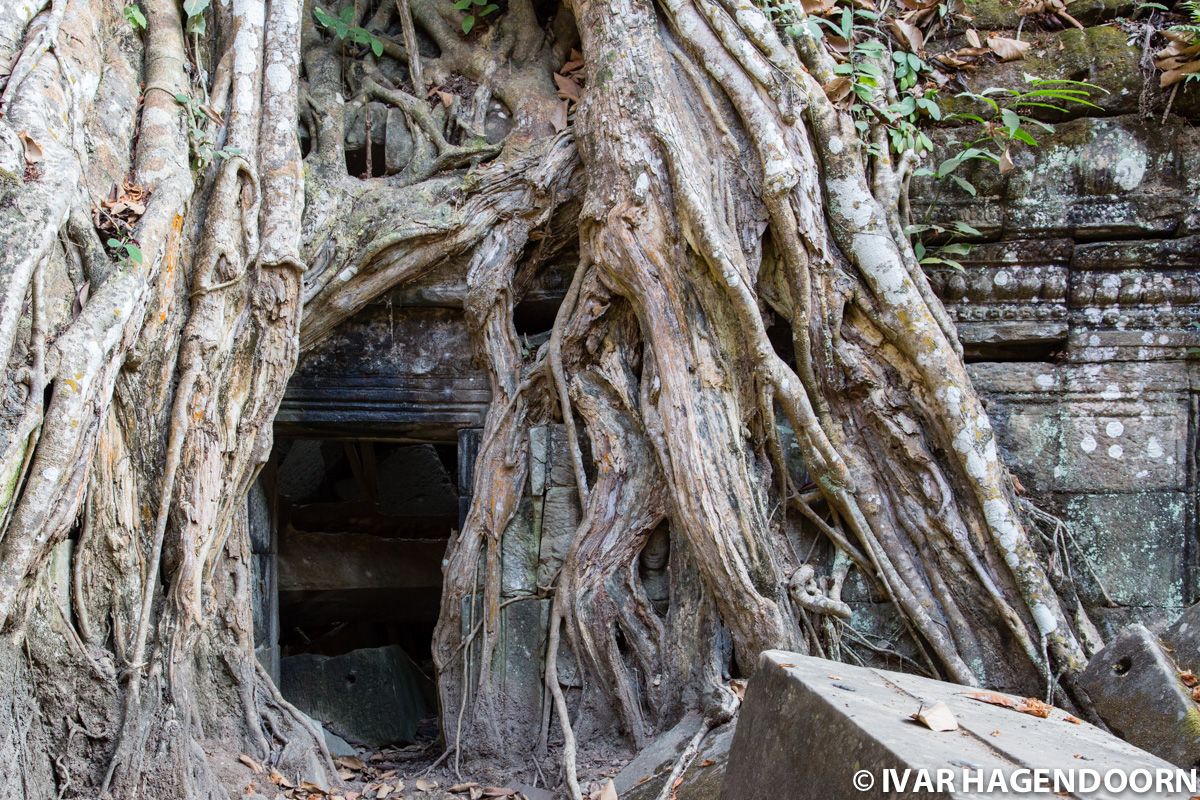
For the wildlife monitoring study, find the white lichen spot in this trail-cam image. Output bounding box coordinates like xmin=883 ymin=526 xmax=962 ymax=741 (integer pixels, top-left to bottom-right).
xmin=1034 ymin=373 xmax=1054 ymax=389
xmin=993 ymin=270 xmax=1010 ymax=287
xmin=1080 ymin=435 xmax=1097 ymax=453
xmin=828 ymin=136 xmax=844 ymax=155
xmin=1105 ymin=420 xmax=1124 ymax=438
xmin=1107 ymin=444 xmax=1123 ymax=459
xmin=266 ymin=62 xmax=292 ymax=93
xmin=1101 ymin=384 xmax=1121 ymax=400
xmin=1147 ymin=437 xmax=1165 ymax=459
xmin=828 ymin=178 xmax=873 ymax=228
xmin=1112 ymin=154 xmax=1147 ymax=191
xmin=1031 ymin=603 xmax=1058 ymax=636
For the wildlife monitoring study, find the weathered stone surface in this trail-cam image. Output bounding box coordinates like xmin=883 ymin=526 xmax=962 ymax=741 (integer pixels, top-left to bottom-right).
xmin=279 ymin=306 xmax=489 ymax=437
xmin=280 ymin=645 xmax=433 ymax=747
xmin=722 ymin=650 xmax=1192 ymax=799
xmin=375 ymin=444 xmax=458 ymax=517
xmin=1164 ymin=603 xmax=1200 ymax=675
xmin=614 ymin=715 xmax=734 ymax=800
xmin=1066 ymin=492 xmax=1187 ymax=611
xmin=1079 ymin=625 xmax=1200 ymax=769
xmin=501 ymin=497 xmax=539 ymax=597
xmin=248 ymin=479 xmax=273 ymax=554
xmin=495 ymin=598 xmax=549 ymax=743
xmin=279 ymin=530 xmax=444 ymax=592
xmin=537 ymin=486 xmax=580 ymax=587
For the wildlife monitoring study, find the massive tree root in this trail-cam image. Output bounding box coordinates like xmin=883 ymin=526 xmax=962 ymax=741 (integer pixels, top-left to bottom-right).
xmin=0 ymin=0 xmax=1108 ymax=795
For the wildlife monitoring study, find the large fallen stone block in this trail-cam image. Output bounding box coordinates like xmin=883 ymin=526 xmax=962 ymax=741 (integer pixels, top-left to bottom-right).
xmin=1079 ymin=623 xmax=1200 ymax=769
xmin=613 ymin=714 xmax=733 ymax=800
xmin=721 ymin=650 xmax=1194 ymax=799
xmin=1164 ymin=603 xmax=1200 ymax=675
xmin=280 ymin=645 xmax=433 ymax=747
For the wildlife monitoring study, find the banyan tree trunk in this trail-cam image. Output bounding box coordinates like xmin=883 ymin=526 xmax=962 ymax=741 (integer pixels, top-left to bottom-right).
xmin=0 ymin=0 xmax=1104 ymax=795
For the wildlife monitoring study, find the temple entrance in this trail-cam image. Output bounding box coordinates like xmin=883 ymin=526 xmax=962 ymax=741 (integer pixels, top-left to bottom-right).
xmin=251 ymin=432 xmax=480 ymax=752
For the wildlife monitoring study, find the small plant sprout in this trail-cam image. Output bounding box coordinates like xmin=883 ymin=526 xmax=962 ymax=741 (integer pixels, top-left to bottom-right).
xmin=454 ymin=0 xmax=501 ymax=34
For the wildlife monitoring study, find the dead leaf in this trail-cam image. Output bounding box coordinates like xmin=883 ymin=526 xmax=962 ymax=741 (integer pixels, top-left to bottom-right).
xmin=699 ymin=759 xmax=716 ymax=768
xmin=482 ymin=788 xmax=516 ymax=797
xmin=965 ymin=28 xmax=982 ymax=48
xmin=912 ymin=701 xmax=959 ymax=731
xmin=375 ymin=784 xmax=392 ymax=799
xmin=73 ymin=280 xmax=90 ymax=319
xmin=18 ymin=131 xmax=43 ymax=164
xmin=889 ymin=19 xmax=924 ymax=53
xmin=986 ymin=35 xmax=1031 ymax=62
xmin=1064 ymin=715 xmax=1082 ymax=724
xmin=550 ymin=100 xmax=568 ymax=133
xmin=437 ymin=90 xmax=454 ymax=107
xmin=802 ymin=0 xmax=837 ymax=13
xmin=554 ymin=72 xmax=582 ymax=104
xmin=1019 ymin=697 xmax=1052 ymax=718
xmin=450 ymin=784 xmax=481 ymax=794
xmin=598 ymin=779 xmax=619 ymax=800
xmin=335 ymin=756 xmax=366 ymax=771
xmin=269 ymin=769 xmax=293 ymax=788
xmin=822 ymin=76 xmax=853 ymax=103
xmin=999 ymin=147 xmax=1014 ymax=175
xmin=415 ymin=778 xmax=437 ymax=792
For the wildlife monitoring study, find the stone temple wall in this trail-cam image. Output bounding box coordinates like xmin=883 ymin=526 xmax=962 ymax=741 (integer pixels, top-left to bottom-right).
xmin=907 ymin=6 xmax=1200 ymax=633
xmin=269 ymin=6 xmax=1199 ymax=723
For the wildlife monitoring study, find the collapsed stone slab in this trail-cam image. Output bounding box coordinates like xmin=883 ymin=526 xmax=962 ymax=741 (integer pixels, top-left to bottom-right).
xmin=721 ymin=650 xmax=1193 ymax=799
xmin=1079 ymin=622 xmax=1200 ymax=769
xmin=280 ymin=645 xmax=433 ymax=747
xmin=612 ymin=714 xmax=733 ymax=800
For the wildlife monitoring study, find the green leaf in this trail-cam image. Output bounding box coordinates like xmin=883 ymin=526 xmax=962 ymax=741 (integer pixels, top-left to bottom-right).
xmin=370 ymin=36 xmax=383 ymax=56
xmin=952 ymin=220 xmax=984 ymax=237
xmin=950 ymin=175 xmax=977 ymax=197
xmin=339 ymin=6 xmax=355 ymax=22
xmin=480 ymin=3 xmax=498 ymax=14
xmin=107 ymin=238 xmax=121 ymax=249
xmin=124 ymin=244 xmax=144 ymax=265
xmin=124 ymin=4 xmax=147 ymax=29
xmin=454 ymin=0 xmax=472 ymax=8
xmin=1000 ymin=107 xmax=1021 ymax=135
xmin=1011 ymin=127 xmax=1038 ymax=146
xmin=462 ymin=14 xmax=475 ymax=33
xmin=174 ymin=92 xmax=191 ymax=104
xmin=182 ymin=0 xmax=210 ymax=18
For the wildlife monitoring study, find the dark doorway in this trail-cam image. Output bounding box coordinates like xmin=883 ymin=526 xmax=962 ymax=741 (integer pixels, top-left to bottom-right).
xmin=261 ymin=436 xmax=474 ymax=750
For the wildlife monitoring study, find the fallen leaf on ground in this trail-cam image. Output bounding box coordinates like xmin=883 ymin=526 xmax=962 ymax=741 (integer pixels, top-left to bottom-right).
xmin=965 ymin=690 xmax=1052 ymax=718
xmin=239 ymin=754 xmax=264 ymax=773
xmin=987 ymin=35 xmax=1031 ymax=61
xmin=912 ymin=701 xmax=959 ymax=731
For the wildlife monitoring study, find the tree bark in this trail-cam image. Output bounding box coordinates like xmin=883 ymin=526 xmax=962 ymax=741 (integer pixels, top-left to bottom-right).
xmin=0 ymin=0 xmax=1103 ymax=795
